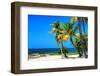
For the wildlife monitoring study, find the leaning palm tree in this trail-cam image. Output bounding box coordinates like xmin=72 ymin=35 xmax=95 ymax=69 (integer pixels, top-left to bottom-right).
xmin=50 ymin=21 xmax=69 ymax=58
xmin=65 ymin=17 xmax=83 ymax=57
xmin=49 ymin=17 xmax=79 ymax=58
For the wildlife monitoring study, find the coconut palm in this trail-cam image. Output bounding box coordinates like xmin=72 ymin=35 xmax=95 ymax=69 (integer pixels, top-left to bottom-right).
xmin=50 ymin=16 xmax=88 ymax=58
xmin=75 ymin=17 xmax=88 ymax=58
xmin=49 ymin=17 xmax=79 ymax=58
xmin=65 ymin=17 xmax=83 ymax=57
xmin=82 ymin=17 xmax=88 ymax=57
xmin=50 ymin=21 xmax=69 ymax=58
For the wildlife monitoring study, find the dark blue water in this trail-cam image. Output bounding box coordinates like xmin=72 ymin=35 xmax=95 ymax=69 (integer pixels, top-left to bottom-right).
xmin=28 ymin=48 xmax=77 ymax=54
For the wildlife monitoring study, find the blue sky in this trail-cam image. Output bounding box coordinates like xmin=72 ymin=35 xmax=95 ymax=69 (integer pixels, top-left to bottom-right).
xmin=28 ymin=15 xmax=88 ymax=49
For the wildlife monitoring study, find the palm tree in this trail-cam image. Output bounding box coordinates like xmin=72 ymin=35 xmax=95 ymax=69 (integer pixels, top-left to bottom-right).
xmin=76 ymin=17 xmax=88 ymax=58
xmin=62 ymin=16 xmax=87 ymax=58
xmin=49 ymin=17 xmax=79 ymax=58
xmin=82 ymin=17 xmax=88 ymax=57
xmin=50 ymin=21 xmax=69 ymax=58
xmin=50 ymin=16 xmax=88 ymax=58
xmin=66 ymin=17 xmax=83 ymax=57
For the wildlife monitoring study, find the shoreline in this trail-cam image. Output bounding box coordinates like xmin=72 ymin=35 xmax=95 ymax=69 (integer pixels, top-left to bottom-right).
xmin=28 ymin=54 xmax=79 ymax=61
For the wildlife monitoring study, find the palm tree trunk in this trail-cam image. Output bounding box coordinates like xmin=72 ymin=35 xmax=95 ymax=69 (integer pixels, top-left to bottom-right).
xmin=82 ymin=19 xmax=86 ymax=34
xmin=82 ymin=18 xmax=88 ymax=58
xmin=78 ymin=17 xmax=84 ymax=57
xmin=60 ymin=42 xmax=67 ymax=58
xmin=78 ymin=17 xmax=87 ymax=58
xmin=70 ymin=37 xmax=82 ymax=57
xmin=78 ymin=17 xmax=82 ymax=37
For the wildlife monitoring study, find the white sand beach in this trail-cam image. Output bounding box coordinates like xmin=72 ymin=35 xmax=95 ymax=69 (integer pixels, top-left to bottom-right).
xmin=28 ymin=54 xmax=79 ymax=61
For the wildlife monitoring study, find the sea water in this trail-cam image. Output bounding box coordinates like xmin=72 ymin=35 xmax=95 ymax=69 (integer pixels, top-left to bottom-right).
xmin=28 ymin=48 xmax=77 ymax=54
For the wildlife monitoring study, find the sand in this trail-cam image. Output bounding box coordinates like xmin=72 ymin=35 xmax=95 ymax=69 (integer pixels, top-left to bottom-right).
xmin=28 ymin=54 xmax=79 ymax=61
